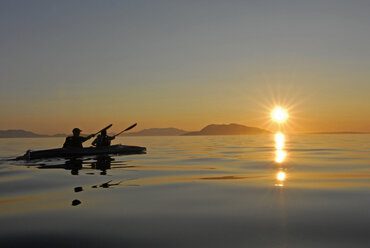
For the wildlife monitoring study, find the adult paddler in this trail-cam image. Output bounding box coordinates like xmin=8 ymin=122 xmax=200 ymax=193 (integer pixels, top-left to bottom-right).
xmin=63 ymin=128 xmax=95 ymax=148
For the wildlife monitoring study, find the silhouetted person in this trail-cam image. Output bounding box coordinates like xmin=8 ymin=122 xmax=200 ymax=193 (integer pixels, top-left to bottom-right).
xmin=92 ymin=129 xmax=115 ymax=147
xmin=63 ymin=128 xmax=94 ymax=148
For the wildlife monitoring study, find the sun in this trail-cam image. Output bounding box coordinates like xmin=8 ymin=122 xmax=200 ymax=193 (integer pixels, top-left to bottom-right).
xmin=271 ymin=107 xmax=288 ymax=123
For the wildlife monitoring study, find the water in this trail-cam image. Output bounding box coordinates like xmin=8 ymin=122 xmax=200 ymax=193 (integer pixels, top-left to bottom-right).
xmin=0 ymin=135 xmax=369 ymax=247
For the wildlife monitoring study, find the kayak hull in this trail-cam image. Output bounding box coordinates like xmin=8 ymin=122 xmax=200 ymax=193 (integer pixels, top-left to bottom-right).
xmin=17 ymin=145 xmax=146 ymax=160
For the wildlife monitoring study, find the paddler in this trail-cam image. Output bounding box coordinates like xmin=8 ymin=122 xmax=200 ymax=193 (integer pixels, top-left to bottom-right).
xmin=63 ymin=128 xmax=95 ymax=148
xmin=92 ymin=129 xmax=115 ymax=147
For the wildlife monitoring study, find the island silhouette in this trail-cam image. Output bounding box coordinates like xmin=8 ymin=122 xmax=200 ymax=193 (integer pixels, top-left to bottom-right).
xmin=0 ymin=129 xmax=49 ymax=138
xmin=0 ymin=124 xmax=270 ymax=137
xmin=2 ymin=124 xmax=368 ymax=138
xmin=124 ymin=128 xmax=187 ymax=136
xmin=182 ymin=123 xmax=270 ymax=136
xmin=0 ymin=130 xmax=67 ymax=138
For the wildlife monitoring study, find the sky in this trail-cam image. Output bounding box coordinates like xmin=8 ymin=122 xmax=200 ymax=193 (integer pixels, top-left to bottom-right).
xmin=1 ymin=0 xmax=370 ymax=134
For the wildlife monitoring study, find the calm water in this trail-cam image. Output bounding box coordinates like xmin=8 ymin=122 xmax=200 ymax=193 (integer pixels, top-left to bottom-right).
xmin=0 ymin=135 xmax=369 ymax=248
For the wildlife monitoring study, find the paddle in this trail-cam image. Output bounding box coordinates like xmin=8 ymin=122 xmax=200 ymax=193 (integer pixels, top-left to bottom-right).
xmin=113 ymin=123 xmax=137 ymax=138
xmin=93 ymin=124 xmax=113 ymax=136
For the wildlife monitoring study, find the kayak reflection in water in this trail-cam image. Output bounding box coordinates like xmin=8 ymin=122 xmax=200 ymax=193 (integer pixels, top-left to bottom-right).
xmin=63 ymin=128 xmax=95 ymax=148
xmin=92 ymin=155 xmax=113 ymax=175
xmin=36 ymin=156 xmax=114 ymax=175
xmin=66 ymin=158 xmax=83 ymax=175
xmin=92 ymin=129 xmax=115 ymax=148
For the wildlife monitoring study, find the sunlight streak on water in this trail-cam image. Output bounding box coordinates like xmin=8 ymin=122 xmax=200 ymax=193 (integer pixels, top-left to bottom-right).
xmin=275 ymin=150 xmax=287 ymax=163
xmin=275 ymin=171 xmax=286 ymax=187
xmin=274 ymin=132 xmax=287 ymax=164
xmin=275 ymin=132 xmax=285 ymax=149
xmin=277 ymin=171 xmax=286 ymax=181
xmin=273 ymin=132 xmax=288 ymax=189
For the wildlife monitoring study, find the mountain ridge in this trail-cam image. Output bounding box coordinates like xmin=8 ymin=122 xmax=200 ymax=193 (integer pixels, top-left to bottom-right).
xmin=0 ymin=129 xmax=49 ymax=138
xmin=182 ymin=123 xmax=270 ymax=136
xmin=124 ymin=128 xmax=188 ymax=136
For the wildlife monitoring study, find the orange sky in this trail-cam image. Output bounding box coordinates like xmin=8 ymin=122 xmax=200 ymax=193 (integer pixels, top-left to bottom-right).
xmin=1 ymin=1 xmax=370 ymax=134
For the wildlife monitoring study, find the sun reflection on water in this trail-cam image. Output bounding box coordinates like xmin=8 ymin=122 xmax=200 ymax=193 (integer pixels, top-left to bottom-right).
xmin=277 ymin=171 xmax=286 ymax=181
xmin=274 ymin=133 xmax=287 ymax=163
xmin=275 ymin=171 xmax=286 ymax=187
xmin=275 ymin=132 xmax=285 ymax=149
xmin=275 ymin=150 xmax=287 ymax=163
xmin=273 ymin=131 xmax=288 ymax=186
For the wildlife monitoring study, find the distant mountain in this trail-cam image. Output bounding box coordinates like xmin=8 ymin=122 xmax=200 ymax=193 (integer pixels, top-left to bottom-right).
xmin=182 ymin=123 xmax=270 ymax=136
xmin=125 ymin=128 xmax=188 ymax=136
xmin=51 ymin=133 xmax=67 ymax=137
xmin=0 ymin=129 xmax=48 ymax=138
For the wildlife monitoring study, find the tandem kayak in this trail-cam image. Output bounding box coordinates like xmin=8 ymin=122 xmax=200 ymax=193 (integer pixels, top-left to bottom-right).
xmin=16 ymin=144 xmax=146 ymax=160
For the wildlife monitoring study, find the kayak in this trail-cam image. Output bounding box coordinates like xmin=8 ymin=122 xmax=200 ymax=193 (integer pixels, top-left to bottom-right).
xmin=16 ymin=144 xmax=146 ymax=160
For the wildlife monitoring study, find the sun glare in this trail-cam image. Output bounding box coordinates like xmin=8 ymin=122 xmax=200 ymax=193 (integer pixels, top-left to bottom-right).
xmin=271 ymin=107 xmax=288 ymax=123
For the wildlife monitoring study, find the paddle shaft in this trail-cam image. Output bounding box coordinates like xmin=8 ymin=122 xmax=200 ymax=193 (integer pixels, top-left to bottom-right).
xmin=93 ymin=124 xmax=113 ymax=136
xmin=113 ymin=123 xmax=137 ymax=138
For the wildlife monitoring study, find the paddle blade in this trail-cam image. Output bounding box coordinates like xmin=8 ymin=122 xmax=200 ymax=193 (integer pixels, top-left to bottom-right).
xmin=114 ymin=123 xmax=137 ymax=137
xmin=124 ymin=123 xmax=137 ymax=132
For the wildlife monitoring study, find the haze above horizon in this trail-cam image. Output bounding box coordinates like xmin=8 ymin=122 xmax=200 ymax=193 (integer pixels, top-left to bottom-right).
xmin=1 ymin=1 xmax=370 ymax=134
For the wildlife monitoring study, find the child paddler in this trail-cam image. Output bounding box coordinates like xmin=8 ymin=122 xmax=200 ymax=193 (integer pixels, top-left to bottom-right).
xmin=92 ymin=129 xmax=115 ymax=147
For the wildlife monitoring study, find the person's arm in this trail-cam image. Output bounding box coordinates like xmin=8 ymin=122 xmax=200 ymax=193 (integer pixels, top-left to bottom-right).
xmin=81 ymin=134 xmax=95 ymax=142
xmin=92 ymin=136 xmax=98 ymax=147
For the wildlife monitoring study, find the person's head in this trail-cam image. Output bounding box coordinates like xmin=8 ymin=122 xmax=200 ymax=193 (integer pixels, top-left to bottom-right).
xmin=72 ymin=128 xmax=81 ymax=136
xmin=101 ymin=129 xmax=107 ymax=136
